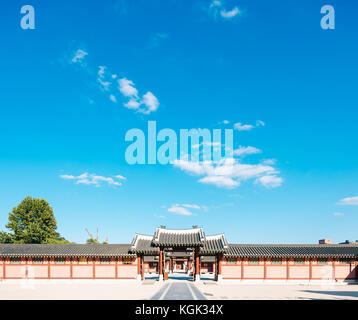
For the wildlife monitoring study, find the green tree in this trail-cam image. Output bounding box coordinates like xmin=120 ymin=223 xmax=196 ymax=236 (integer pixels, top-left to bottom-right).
xmin=0 ymin=231 xmax=13 ymax=243
xmin=85 ymin=228 xmax=108 ymax=244
xmin=0 ymin=196 xmax=70 ymax=244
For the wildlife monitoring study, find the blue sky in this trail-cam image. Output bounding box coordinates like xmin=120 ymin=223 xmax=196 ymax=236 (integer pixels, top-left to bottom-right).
xmin=0 ymin=0 xmax=357 ymax=244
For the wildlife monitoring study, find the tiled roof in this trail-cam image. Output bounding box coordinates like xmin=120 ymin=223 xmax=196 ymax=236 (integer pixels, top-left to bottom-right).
xmin=131 ymin=234 xmax=159 ymax=254
xmin=152 ymin=227 xmax=206 ymax=247
xmin=0 ymin=244 xmax=135 ymax=258
xmin=225 ymin=244 xmax=358 ymax=258
xmin=201 ymin=234 xmax=228 ymax=255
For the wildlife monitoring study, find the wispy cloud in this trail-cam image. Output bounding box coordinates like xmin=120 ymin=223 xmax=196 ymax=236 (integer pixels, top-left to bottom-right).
xmin=337 ymin=196 xmax=358 ymax=205
xmin=141 ymin=91 xmax=159 ymax=114
xmin=180 ymin=203 xmax=201 ymax=209
xmin=97 ymin=66 xmax=111 ymax=91
xmin=234 ymin=146 xmax=262 ymax=157
xmin=199 ymin=175 xmax=239 ymax=188
xmin=60 ymin=172 xmax=126 ymax=187
xmin=167 ymin=203 xmax=201 ymax=216
xmin=209 ymin=0 xmax=241 ymax=20
xmin=118 ymin=78 xmax=138 ymax=97
xmin=173 ymin=158 xmax=282 ymax=189
xmin=234 ymin=120 xmax=265 ymax=131
xmin=168 ymin=205 xmax=193 ymax=216
xmin=220 ymin=7 xmax=240 ymax=19
xmin=234 ymin=122 xmax=254 ymax=131
xmin=69 ymin=48 xmax=159 ymax=115
xmin=71 ymin=49 xmax=88 ymax=67
xmin=255 ymin=175 xmax=283 ymax=189
xmin=109 ymin=94 xmax=117 ymax=103
xmin=117 ymin=78 xmax=159 ymax=114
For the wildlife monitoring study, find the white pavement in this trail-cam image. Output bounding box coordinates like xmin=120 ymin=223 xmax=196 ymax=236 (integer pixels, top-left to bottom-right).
xmin=1 ymin=277 xmax=358 ymax=300
xmin=196 ymin=282 xmax=358 ymax=300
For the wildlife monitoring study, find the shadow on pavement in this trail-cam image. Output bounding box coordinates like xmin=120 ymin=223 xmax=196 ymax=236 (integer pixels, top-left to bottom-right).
xmin=303 ymin=290 xmax=358 ymax=299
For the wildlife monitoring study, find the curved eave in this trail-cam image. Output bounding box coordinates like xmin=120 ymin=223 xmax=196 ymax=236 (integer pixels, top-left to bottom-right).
xmin=131 ymin=250 xmax=158 ymax=255
xmin=152 ymin=242 xmax=204 ymax=247
xmin=200 ymin=250 xmax=226 ymax=255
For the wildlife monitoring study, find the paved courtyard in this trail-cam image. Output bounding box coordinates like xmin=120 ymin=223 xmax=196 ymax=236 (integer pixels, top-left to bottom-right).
xmin=0 ymin=276 xmax=358 ymax=300
xmin=196 ymin=282 xmax=358 ymax=300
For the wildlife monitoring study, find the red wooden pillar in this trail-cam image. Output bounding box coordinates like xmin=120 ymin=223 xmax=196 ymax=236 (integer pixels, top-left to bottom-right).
xmin=159 ymin=248 xmax=163 ymax=280
xmin=217 ymin=254 xmax=222 ymax=281
xmin=137 ymin=255 xmax=141 ymax=277
xmin=2 ymin=258 xmax=5 ymax=280
xmin=193 ymin=249 xmax=195 ymax=281
xmin=48 ymin=258 xmax=51 ymax=279
xmin=195 ymin=248 xmax=200 ymax=281
xmin=286 ymin=258 xmax=290 ymax=280
xmin=115 ymin=258 xmax=118 ymax=279
xmin=70 ymin=258 xmax=73 ymax=279
xmin=332 ymin=259 xmax=336 ymax=281
xmin=141 ymin=255 xmax=144 ymax=280
xmin=309 ymin=259 xmax=312 ymax=281
xmin=92 ymin=259 xmax=95 ymax=279
xmin=215 ymin=255 xmax=219 ymax=280
xmin=263 ymin=259 xmax=267 ymax=280
xmin=241 ymin=258 xmax=244 ymax=280
xmin=25 ymin=258 xmax=28 ymax=279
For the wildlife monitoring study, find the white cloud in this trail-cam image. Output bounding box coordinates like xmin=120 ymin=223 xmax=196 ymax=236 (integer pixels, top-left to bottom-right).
xmin=118 ymin=80 xmax=159 ymax=114
xmin=255 ymin=175 xmax=283 ymax=188
xmin=167 ymin=203 xmax=202 ymax=216
xmin=68 ymin=50 xmax=159 ymax=115
xmin=168 ymin=205 xmax=193 ymax=216
xmin=118 ymin=78 xmax=138 ymax=97
xmin=234 ymin=120 xmax=266 ymax=131
xmin=60 ymin=172 xmax=125 ymax=187
xmin=181 ymin=204 xmax=201 ymax=209
xmin=173 ymin=158 xmax=282 ymax=189
xmin=140 ymin=91 xmax=159 ymax=114
xmin=109 ymin=94 xmax=117 ymax=103
xmin=337 ymin=196 xmax=358 ymax=205
xmin=115 ymin=174 xmax=127 ymax=180
xmin=219 ymin=120 xmax=230 ymax=125
xmin=262 ymin=159 xmax=276 ymax=165
xmin=209 ymin=0 xmax=242 ymax=20
xmin=234 ymin=146 xmax=262 ymax=157
xmin=97 ymin=66 xmax=111 ymax=91
xmin=199 ymin=175 xmax=239 ymax=188
xmin=124 ymin=98 xmax=141 ymax=110
xmin=234 ymin=122 xmax=254 ymax=131
xmin=71 ymin=49 xmax=88 ymax=66
xmin=220 ymin=7 xmax=240 ymax=19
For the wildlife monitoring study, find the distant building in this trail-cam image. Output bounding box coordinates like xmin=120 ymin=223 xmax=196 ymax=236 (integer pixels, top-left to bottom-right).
xmin=319 ymin=239 xmax=332 ymax=244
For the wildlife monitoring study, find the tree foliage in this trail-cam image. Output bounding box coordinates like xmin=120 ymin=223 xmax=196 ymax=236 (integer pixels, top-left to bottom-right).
xmin=0 ymin=196 xmax=70 ymax=244
xmin=85 ymin=228 xmax=108 ymax=244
